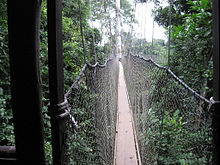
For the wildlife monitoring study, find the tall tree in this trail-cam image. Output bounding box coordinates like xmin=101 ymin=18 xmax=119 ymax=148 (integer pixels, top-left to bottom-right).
xmin=116 ymin=0 xmax=122 ymax=58
xmin=153 ymin=0 xmax=213 ymax=97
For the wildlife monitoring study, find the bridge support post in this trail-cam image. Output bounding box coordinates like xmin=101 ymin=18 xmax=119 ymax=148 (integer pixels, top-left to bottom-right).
xmin=212 ymin=0 xmax=220 ymax=164
xmin=7 ymin=0 xmax=45 ymax=164
xmin=47 ymin=0 xmax=66 ymax=164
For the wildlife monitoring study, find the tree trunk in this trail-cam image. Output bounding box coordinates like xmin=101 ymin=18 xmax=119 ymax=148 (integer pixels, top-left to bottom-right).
xmin=116 ymin=0 xmax=122 ymax=59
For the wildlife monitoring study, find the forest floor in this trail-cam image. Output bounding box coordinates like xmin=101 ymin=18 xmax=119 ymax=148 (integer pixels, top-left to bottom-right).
xmin=114 ymin=62 xmax=138 ymax=165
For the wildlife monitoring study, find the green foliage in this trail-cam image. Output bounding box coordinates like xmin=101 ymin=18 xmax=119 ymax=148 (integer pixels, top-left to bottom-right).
xmin=156 ymin=109 xmax=212 ymax=164
xmin=0 ymin=88 xmax=14 ymax=145
xmin=154 ymin=0 xmax=192 ymax=27
xmin=1 ymin=0 xmax=114 ymax=163
xmin=129 ymin=36 xmax=167 ymax=65
xmin=0 ymin=0 xmax=215 ymax=164
xmin=171 ymin=0 xmax=213 ymax=96
xmin=145 ymin=97 xmax=212 ymax=164
xmin=153 ymin=0 xmax=213 ymax=97
xmin=120 ymin=0 xmax=133 ymax=24
xmin=67 ymin=105 xmax=99 ymax=164
xmin=0 ymin=0 xmax=14 ymax=146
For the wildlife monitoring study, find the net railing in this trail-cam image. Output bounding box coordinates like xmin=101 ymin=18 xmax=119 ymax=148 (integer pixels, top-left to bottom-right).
xmin=122 ymin=54 xmax=213 ymax=164
xmin=62 ymin=57 xmax=118 ymax=164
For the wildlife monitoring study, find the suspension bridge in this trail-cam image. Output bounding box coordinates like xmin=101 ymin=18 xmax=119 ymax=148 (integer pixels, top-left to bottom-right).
xmin=0 ymin=0 xmax=219 ymax=165
xmin=57 ymin=53 xmax=213 ymax=164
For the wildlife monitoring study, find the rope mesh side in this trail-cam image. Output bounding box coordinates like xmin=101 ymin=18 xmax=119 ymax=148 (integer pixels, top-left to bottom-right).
xmin=63 ymin=57 xmax=118 ymax=164
xmin=122 ymin=54 xmax=213 ymax=164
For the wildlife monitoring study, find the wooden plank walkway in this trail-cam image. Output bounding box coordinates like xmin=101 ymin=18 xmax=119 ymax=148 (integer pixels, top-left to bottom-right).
xmin=114 ymin=62 xmax=138 ymax=165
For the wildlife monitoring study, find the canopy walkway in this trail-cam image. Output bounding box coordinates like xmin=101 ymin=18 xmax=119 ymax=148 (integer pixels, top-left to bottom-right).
xmin=1 ymin=1 xmax=219 ymax=165
xmin=55 ymin=54 xmax=213 ymax=165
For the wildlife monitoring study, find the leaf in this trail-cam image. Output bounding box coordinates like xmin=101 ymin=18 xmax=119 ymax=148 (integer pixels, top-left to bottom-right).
xmin=203 ymin=30 xmax=211 ymax=37
xmin=201 ymin=0 xmax=209 ymax=9
xmin=174 ymin=109 xmax=180 ymax=116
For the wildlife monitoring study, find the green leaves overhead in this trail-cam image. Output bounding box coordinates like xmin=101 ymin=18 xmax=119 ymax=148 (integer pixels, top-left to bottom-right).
xmin=153 ymin=0 xmax=213 ymax=97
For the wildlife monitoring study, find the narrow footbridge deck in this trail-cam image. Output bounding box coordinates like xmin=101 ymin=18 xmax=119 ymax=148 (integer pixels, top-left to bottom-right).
xmin=114 ymin=62 xmax=139 ymax=165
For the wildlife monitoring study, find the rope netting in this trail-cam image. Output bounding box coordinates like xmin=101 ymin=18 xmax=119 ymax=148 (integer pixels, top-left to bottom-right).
xmin=62 ymin=57 xmax=118 ymax=165
xmin=122 ymin=54 xmax=213 ymax=164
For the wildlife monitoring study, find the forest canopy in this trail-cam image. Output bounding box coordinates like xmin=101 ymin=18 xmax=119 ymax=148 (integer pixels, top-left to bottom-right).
xmin=0 ymin=0 xmax=214 ymax=164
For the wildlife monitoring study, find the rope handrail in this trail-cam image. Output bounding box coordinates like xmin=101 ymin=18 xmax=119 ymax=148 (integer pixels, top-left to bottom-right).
xmin=65 ymin=63 xmax=87 ymax=98
xmin=86 ymin=58 xmax=112 ymax=68
xmin=65 ymin=58 xmax=112 ymax=98
xmin=130 ymin=53 xmax=211 ymax=104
